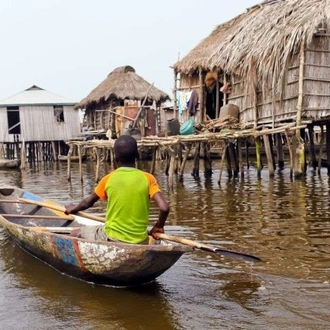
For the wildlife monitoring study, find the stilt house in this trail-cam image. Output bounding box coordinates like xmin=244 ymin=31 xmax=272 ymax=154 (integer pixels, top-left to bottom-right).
xmin=0 ymin=85 xmax=79 ymax=161
xmin=173 ymin=0 xmax=330 ymax=176
xmin=75 ymin=65 xmax=170 ymax=139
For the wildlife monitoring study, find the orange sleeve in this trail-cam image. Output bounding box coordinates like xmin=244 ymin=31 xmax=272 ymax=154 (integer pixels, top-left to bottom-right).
xmin=144 ymin=172 xmax=161 ymax=199
xmin=94 ymin=173 xmax=112 ymax=200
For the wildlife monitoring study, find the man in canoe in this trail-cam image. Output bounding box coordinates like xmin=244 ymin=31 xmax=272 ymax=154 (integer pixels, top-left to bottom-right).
xmin=64 ymin=135 xmax=169 ymax=244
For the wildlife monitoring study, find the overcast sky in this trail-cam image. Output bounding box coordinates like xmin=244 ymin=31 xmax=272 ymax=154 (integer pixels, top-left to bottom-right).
xmin=0 ymin=0 xmax=258 ymax=102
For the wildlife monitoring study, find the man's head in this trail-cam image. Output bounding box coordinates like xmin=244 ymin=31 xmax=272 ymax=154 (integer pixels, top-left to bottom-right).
xmin=114 ymin=135 xmax=138 ymax=164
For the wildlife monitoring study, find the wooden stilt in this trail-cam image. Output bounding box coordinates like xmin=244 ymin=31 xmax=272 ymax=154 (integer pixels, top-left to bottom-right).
xmin=308 ymin=126 xmax=317 ymax=169
xmin=255 ymin=137 xmax=262 ymax=178
xmin=192 ymin=142 xmax=200 ymax=177
xmin=317 ymin=125 xmax=324 ymax=174
xmin=95 ymin=147 xmax=101 ymax=182
xmin=237 ymin=139 xmax=244 ymax=178
xmin=168 ymin=148 xmax=175 ymax=189
xmin=263 ymin=132 xmax=275 ymax=177
xmin=228 ymin=143 xmax=238 ymax=177
xmin=78 ymin=144 xmax=83 ymax=182
xmin=203 ymin=142 xmax=212 ymax=176
xmin=179 ymin=143 xmax=192 ymax=181
xmin=67 ymin=145 xmax=73 ymax=182
xmin=326 ymin=123 xmax=330 ymax=176
xmin=275 ymin=133 xmax=284 ymax=169
xmin=284 ymin=129 xmax=293 ymax=178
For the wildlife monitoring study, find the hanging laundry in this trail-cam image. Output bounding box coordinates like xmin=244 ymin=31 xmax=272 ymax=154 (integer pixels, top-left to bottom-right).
xmin=187 ymin=90 xmax=198 ymax=116
xmin=176 ymin=90 xmax=192 ymax=114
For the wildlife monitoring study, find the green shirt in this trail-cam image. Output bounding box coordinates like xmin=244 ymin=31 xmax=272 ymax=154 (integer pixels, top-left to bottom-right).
xmin=95 ymin=167 xmax=161 ymax=243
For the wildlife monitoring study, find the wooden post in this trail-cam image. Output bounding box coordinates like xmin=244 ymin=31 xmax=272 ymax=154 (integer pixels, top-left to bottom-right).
xmin=263 ymin=132 xmax=275 ymax=177
xmin=67 ymin=145 xmax=73 ymax=181
xmin=78 ymin=144 xmax=83 ymax=182
xmin=215 ymin=71 xmax=219 ymax=118
xmin=179 ymin=143 xmax=192 ymax=180
xmin=318 ymin=125 xmax=325 ymax=174
xmin=95 ymin=147 xmax=100 ymax=183
xmin=326 ymin=123 xmax=330 ymax=175
xmin=20 ymin=139 xmax=26 ymax=170
xmin=308 ymin=126 xmax=317 ymax=169
xmin=255 ymin=136 xmax=262 ymax=178
xmin=199 ymin=67 xmax=204 ymax=122
xmin=173 ymin=70 xmax=178 ymax=120
xmin=192 ymin=142 xmax=200 ymax=177
xmin=275 ymin=133 xmax=284 ymax=169
xmin=168 ymin=147 xmax=176 ymax=189
xmin=237 ymin=139 xmax=244 ymax=178
xmin=296 ymin=41 xmax=305 ymax=137
xmin=284 ymin=129 xmax=293 ymax=178
xmin=203 ymin=142 xmax=212 ymax=176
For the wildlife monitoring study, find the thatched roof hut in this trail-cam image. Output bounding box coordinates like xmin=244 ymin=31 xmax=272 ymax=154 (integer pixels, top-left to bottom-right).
xmin=173 ymin=0 xmax=330 ymax=128
xmin=76 ymin=65 xmax=170 ymax=109
xmin=76 ymin=65 xmax=170 ymax=138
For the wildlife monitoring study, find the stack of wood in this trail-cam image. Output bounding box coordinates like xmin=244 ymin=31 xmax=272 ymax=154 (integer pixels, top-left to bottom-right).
xmin=195 ymin=115 xmax=243 ymax=133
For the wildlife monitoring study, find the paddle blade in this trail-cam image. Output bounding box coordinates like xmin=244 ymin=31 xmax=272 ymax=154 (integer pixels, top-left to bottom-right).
xmin=212 ymin=247 xmax=261 ymax=263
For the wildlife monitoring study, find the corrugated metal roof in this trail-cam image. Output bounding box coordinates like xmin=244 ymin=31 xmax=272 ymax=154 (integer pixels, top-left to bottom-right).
xmin=0 ymin=85 xmax=77 ymax=107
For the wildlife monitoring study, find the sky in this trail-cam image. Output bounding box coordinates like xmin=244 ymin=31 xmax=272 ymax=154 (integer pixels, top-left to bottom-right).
xmin=0 ymin=0 xmax=259 ymax=103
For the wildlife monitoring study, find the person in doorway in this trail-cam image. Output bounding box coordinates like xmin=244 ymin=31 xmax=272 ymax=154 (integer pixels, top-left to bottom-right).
xmin=64 ymin=135 xmax=169 ymax=244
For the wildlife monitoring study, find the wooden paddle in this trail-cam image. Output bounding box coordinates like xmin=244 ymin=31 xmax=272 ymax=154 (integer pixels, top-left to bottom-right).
xmin=155 ymin=233 xmax=261 ymax=263
xmin=18 ymin=198 xmax=105 ymax=222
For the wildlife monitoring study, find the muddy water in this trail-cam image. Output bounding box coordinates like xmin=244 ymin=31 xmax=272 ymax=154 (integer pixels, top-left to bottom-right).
xmin=0 ymin=160 xmax=330 ymax=330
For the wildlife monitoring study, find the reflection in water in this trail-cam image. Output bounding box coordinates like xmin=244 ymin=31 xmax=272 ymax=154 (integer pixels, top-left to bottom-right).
xmin=0 ymin=161 xmax=330 ymax=329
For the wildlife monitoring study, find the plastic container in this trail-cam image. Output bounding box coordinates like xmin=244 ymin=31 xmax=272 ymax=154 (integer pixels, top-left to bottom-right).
xmin=167 ymin=118 xmax=180 ymax=136
xmin=180 ymin=119 xmax=195 ymax=135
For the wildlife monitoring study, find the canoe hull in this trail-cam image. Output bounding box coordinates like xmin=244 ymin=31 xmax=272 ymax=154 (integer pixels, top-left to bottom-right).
xmin=0 ymin=186 xmax=192 ymax=286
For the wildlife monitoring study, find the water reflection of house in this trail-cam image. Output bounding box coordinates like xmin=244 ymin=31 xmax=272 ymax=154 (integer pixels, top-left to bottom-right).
xmin=75 ymin=65 xmax=170 ymax=139
xmin=0 ymin=85 xmax=79 ymax=161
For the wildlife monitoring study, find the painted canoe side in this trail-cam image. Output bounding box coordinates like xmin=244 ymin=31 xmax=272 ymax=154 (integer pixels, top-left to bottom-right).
xmin=0 ymin=186 xmax=193 ymax=286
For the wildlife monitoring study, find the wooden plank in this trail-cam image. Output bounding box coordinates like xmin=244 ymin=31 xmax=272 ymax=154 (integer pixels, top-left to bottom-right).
xmin=1 ymin=214 xmax=74 ymax=220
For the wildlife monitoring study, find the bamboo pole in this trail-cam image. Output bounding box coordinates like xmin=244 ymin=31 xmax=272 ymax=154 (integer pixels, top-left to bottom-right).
xmin=95 ymin=147 xmax=101 ymax=183
xmin=255 ymin=136 xmax=262 ymax=178
xmin=173 ymin=70 xmax=178 ymax=120
xmin=215 ymin=71 xmax=220 ymax=118
xmin=317 ymin=125 xmax=324 ymax=175
xmin=308 ymin=126 xmax=317 ymax=170
xmin=179 ymin=143 xmax=192 ymax=179
xmin=199 ymin=67 xmax=204 ymax=122
xmin=202 ymin=142 xmax=212 ymax=176
xmin=237 ymin=139 xmax=244 ymax=178
xmin=326 ymin=123 xmax=330 ymax=175
xmin=67 ymin=145 xmax=73 ymax=181
xmin=192 ymin=142 xmax=200 ymax=177
xmin=284 ymin=129 xmax=294 ymax=178
xmin=78 ymin=144 xmax=83 ymax=182
xmin=263 ymin=132 xmax=275 ymax=177
xmin=275 ymin=133 xmax=284 ymax=169
xmin=168 ymin=148 xmax=176 ymax=189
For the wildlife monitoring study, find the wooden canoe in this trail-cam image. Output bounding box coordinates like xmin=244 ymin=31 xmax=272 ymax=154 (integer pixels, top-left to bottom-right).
xmin=0 ymin=186 xmax=192 ymax=287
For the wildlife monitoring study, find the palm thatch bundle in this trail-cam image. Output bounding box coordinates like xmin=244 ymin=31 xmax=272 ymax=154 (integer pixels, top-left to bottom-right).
xmin=75 ymin=66 xmax=170 ymax=109
xmin=174 ymin=0 xmax=330 ymax=89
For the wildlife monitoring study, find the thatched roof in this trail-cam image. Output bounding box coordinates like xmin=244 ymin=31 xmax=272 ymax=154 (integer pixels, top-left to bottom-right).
xmin=174 ymin=0 xmax=330 ymax=84
xmin=75 ymin=66 xmax=170 ymax=109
